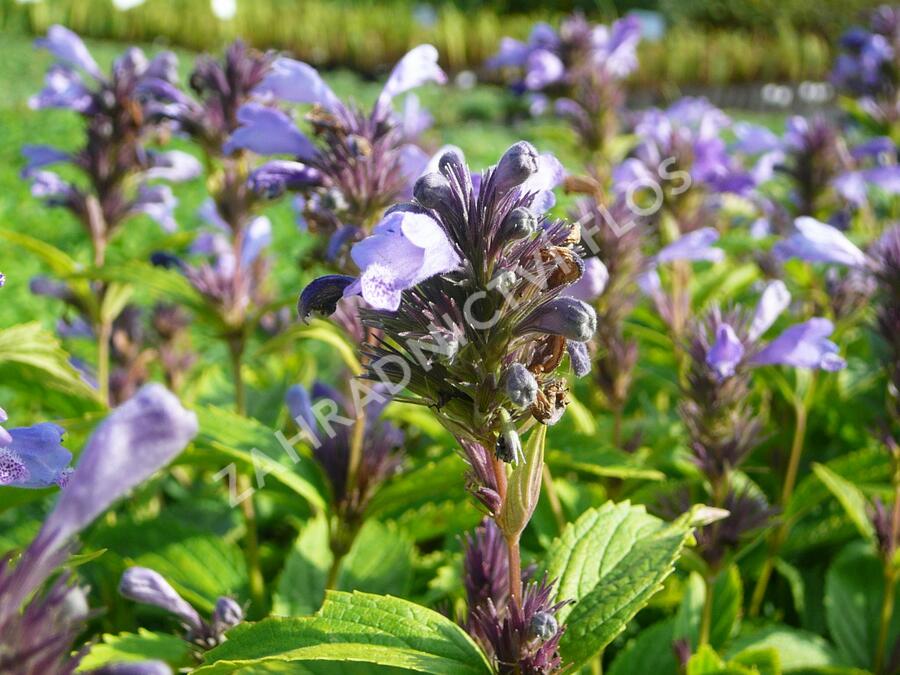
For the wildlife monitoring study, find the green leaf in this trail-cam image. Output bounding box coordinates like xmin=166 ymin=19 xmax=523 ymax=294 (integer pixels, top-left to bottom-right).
xmin=674 ymin=566 xmax=743 ymax=650
xmin=608 ymin=619 xmax=678 ymax=675
xmin=255 ymin=320 xmax=362 ymax=376
xmin=496 ymin=424 xmax=545 ymax=537
xmin=543 ymin=502 xmax=695 ymax=670
xmin=273 ymin=512 xmax=332 ymax=617
xmin=89 ymin=515 xmax=247 ymax=614
xmin=98 ymin=281 xmax=134 ymax=325
xmin=194 ymin=405 xmax=328 ymax=513
xmin=76 ymin=629 xmax=192 ymax=671
xmin=811 ymin=463 xmax=876 ymax=543
xmin=337 ymin=520 xmax=414 ymax=598
xmin=729 ymin=648 xmax=781 ymax=675
xmin=197 ymin=591 xmax=492 ymax=674
xmin=686 ymin=645 xmax=728 ymax=675
xmin=825 ymin=542 xmax=900 ymax=669
xmin=726 ymin=625 xmax=839 ymax=672
xmin=0 ymin=322 xmax=100 ymax=400
xmin=788 ymin=448 xmax=889 ymax=521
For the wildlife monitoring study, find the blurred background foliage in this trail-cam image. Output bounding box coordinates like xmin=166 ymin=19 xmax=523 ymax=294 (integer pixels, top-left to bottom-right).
xmin=0 ymin=0 xmax=882 ymax=86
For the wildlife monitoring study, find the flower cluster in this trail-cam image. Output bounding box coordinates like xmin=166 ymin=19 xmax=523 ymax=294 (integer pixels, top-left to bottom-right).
xmin=23 ymin=26 xmax=200 ymax=263
xmin=230 ymin=45 xmax=446 ymax=268
xmin=832 ymin=5 xmax=898 ymax=132
xmin=0 ymin=385 xmax=197 ymax=674
xmin=285 ymin=380 xmax=404 ymax=522
xmin=463 ymin=519 xmax=567 ymax=674
xmin=487 ymin=15 xmax=641 ymax=153
xmin=301 ymin=141 xmax=592 ymax=474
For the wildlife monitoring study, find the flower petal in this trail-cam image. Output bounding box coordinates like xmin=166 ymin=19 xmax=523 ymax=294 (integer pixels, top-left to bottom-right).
xmin=748 ymin=280 xmax=791 ymax=341
xmin=377 ymin=44 xmax=447 ymax=107
xmin=224 ymin=104 xmax=317 ymax=160
xmin=35 ymin=25 xmax=103 ymax=80
xmin=255 ymin=57 xmax=341 ymax=111
xmin=751 ymin=318 xmax=845 ymax=370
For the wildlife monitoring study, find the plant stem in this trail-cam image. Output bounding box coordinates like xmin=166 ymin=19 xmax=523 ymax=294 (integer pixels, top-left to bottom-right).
xmin=96 ymin=318 xmax=112 ymax=407
xmin=749 ymin=380 xmax=814 ymax=617
xmin=699 ymin=572 xmax=716 ymax=647
xmin=875 ymin=564 xmax=897 ymax=674
xmin=229 ymin=337 xmax=264 ymax=613
xmin=506 ymin=532 xmax=523 ymax=607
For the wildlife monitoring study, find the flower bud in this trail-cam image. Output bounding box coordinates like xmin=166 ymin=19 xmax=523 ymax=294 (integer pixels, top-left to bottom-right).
xmin=517 ymin=297 xmax=597 ymax=343
xmin=213 ymin=596 xmax=244 ymax=633
xmin=494 ymin=141 xmax=540 ymax=194
xmin=438 ymin=148 xmax=466 ymax=178
xmin=495 ymin=409 xmax=523 ymax=464
xmin=414 ymin=172 xmax=452 ymax=209
xmin=566 ymin=341 xmax=591 ymax=378
xmin=119 ymin=567 xmax=203 ymax=631
xmin=249 ymin=161 xmax=322 ymax=199
xmin=495 ymin=424 xmax=546 ymax=538
xmin=298 ymin=274 xmax=356 ymax=320
xmin=529 ymin=611 xmax=559 ymax=641
xmin=499 ymin=207 xmax=537 ymax=242
xmin=504 ymin=363 xmax=538 ymax=408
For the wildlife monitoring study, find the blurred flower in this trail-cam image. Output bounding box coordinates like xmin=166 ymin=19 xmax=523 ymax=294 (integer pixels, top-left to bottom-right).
xmin=0 ymin=385 xmax=197 ymax=674
xmin=774 ymin=216 xmax=869 ymax=267
xmin=119 ymin=566 xmax=243 ymax=648
xmin=229 ymin=45 xmax=446 ymax=266
xmin=0 ymin=423 xmax=71 ymax=489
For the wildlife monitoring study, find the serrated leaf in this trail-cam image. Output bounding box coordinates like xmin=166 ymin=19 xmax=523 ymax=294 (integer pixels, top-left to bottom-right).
xmin=76 ymin=629 xmax=191 ymax=671
xmin=811 ymin=464 xmax=876 ymax=543
xmin=726 ymin=625 xmax=839 ymax=671
xmin=825 ymin=542 xmax=900 ymax=669
xmin=197 ymin=591 xmax=492 ymax=674
xmin=195 ymin=405 xmax=328 ymax=513
xmin=273 ymin=512 xmax=332 ymax=617
xmin=544 ymin=502 xmax=695 ymax=671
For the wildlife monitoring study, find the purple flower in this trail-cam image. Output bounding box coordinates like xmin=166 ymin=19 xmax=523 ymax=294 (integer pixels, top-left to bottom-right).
xmin=90 ymin=662 xmax=173 ymax=675
xmin=376 ymin=44 xmax=447 ymax=109
xmin=833 ymin=166 xmax=900 ymax=206
xmin=119 ymin=566 xmax=244 ymax=648
xmin=565 ymin=257 xmax=609 ymax=302
xmin=255 ymin=57 xmax=341 ymax=110
xmin=0 ymin=385 xmax=197 ymax=672
xmin=344 ymin=209 xmax=461 ymax=311
xmin=21 ymin=145 xmax=70 ymax=176
xmin=750 ymin=318 xmax=846 ymax=371
xmin=773 ymin=217 xmax=868 ymax=268
xmin=701 ymin=280 xmax=846 ymax=378
xmin=119 ymin=567 xmax=203 ymax=632
xmin=34 ymin=25 xmax=103 ymax=80
xmin=249 ymin=160 xmax=322 ymax=198
xmin=223 ymin=103 xmax=316 ymax=158
xmin=655 ymin=228 xmax=724 ymax=264
xmin=130 ymin=184 xmax=178 ymax=232
xmin=29 ymin=64 xmax=93 ymax=112
xmin=0 ymin=423 xmax=71 ymax=489
xmin=523 ymin=49 xmax=565 ymax=91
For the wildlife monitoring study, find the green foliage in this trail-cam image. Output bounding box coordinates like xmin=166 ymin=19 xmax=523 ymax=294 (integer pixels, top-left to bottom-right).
xmin=197 ymin=591 xmax=492 ymax=674
xmin=77 ymin=629 xmax=192 ymax=671
xmin=542 ymin=502 xmax=697 ymax=670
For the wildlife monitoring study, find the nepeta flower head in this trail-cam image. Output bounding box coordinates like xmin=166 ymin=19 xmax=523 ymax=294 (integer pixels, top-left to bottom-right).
xmin=831 ymin=5 xmax=898 ymax=129
xmin=301 ymin=142 xmax=591 ymax=512
xmin=24 ymin=27 xmax=199 ymax=252
xmin=119 ymin=566 xmax=243 ymax=648
xmin=0 ymin=384 xmax=197 ymax=674
xmin=617 ymin=98 xmax=752 ymax=211
xmin=469 ymin=575 xmax=569 ymax=675
xmin=230 ymin=45 xmax=446 ymax=266
xmin=874 ymin=226 xmax=900 ymax=418
xmin=285 ymin=381 xmax=404 ymax=518
xmin=141 ymin=40 xmax=274 ymax=153
xmin=488 ymin=15 xmax=641 ymax=152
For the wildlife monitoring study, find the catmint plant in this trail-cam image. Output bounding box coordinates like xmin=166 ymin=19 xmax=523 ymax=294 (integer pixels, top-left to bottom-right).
xmin=228 ymin=44 xmax=446 ymax=269
xmin=487 ymin=14 xmax=641 ymax=157
xmin=22 ymin=26 xmax=200 ymax=404
xmin=832 ymin=5 xmax=899 ymax=139
xmin=285 ymin=380 xmax=404 ymax=587
xmin=300 ymin=141 xmax=594 ymax=657
xmin=0 ymin=385 xmax=197 ymax=674
xmin=734 ymin=116 xmax=900 ymax=222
